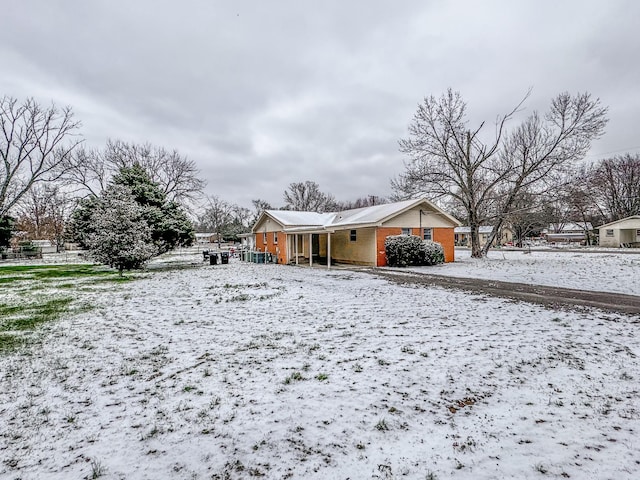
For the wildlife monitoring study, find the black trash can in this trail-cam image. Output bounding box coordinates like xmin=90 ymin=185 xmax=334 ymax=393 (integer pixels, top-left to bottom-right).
xmin=220 ymin=252 xmax=229 ymax=264
xmin=210 ymin=253 xmax=218 ymax=265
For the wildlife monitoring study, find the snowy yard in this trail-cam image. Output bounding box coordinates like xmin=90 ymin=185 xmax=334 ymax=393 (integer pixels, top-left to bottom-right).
xmin=407 ymin=248 xmax=640 ymax=296
xmin=1 ymin=252 xmax=639 ymax=479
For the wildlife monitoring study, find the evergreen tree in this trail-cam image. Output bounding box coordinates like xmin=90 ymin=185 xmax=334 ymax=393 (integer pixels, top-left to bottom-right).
xmin=0 ymin=216 xmax=14 ymax=249
xmin=70 ymin=164 xmax=195 ymax=271
xmin=87 ymin=185 xmax=157 ymax=273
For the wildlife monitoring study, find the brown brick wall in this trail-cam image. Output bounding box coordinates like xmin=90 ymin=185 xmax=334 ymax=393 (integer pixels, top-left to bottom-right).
xmin=376 ymin=227 xmax=456 ymax=266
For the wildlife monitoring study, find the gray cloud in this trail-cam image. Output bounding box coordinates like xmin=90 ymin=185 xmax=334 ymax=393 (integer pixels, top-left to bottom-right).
xmin=2 ymin=0 xmax=639 ymax=209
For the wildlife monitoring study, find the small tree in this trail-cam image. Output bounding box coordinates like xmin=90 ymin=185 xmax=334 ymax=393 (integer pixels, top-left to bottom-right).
xmin=87 ymin=185 xmax=157 ymax=273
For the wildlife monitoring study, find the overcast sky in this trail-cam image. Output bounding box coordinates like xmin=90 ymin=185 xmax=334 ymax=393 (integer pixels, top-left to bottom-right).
xmin=2 ymin=0 xmax=639 ymax=209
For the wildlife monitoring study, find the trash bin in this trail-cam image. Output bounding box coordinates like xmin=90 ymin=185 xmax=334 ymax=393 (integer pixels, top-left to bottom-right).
xmin=220 ymin=252 xmax=229 ymax=264
xmin=210 ymin=253 xmax=218 ymax=265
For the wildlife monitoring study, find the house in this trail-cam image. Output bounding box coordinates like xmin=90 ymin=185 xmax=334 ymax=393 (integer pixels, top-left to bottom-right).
xmin=251 ymin=198 xmax=461 ymax=267
xmin=454 ymin=226 xmax=514 ymax=247
xmin=597 ymin=216 xmax=640 ymax=248
xmin=195 ymin=232 xmax=216 ymax=244
xmin=237 ymin=232 xmax=255 ymax=250
xmin=544 ymin=222 xmax=593 ymax=244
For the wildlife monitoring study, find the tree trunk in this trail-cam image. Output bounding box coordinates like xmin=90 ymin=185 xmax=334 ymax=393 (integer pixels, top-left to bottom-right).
xmin=469 ymin=219 xmax=482 ymax=258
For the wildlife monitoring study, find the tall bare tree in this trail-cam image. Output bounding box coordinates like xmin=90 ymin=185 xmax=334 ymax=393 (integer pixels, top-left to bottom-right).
xmin=0 ymin=96 xmax=81 ymax=217
xmin=395 ymin=89 xmax=607 ymax=257
xmin=283 ymin=181 xmax=336 ymax=212
xmin=62 ymin=139 xmax=205 ymax=206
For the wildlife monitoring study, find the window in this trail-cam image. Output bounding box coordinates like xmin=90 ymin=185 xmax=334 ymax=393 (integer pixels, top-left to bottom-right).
xmin=423 ymin=228 xmax=432 ymax=241
xmin=636 ymin=229 xmax=640 ymax=237
xmin=263 ymin=232 xmax=267 ymax=243
xmin=401 ymin=228 xmax=411 ymax=236
xmin=606 ymin=229 xmax=614 ymax=237
xmin=273 ymin=232 xmax=278 ymax=244
xmin=350 ymin=230 xmax=357 ymax=242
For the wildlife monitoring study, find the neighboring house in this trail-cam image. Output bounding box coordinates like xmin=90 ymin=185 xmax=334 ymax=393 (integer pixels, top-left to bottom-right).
xmin=597 ymin=216 xmax=640 ymax=248
xmin=454 ymin=226 xmax=514 ymax=247
xmin=237 ymin=232 xmax=255 ymax=250
xmin=195 ymin=233 xmax=216 ymax=244
xmin=251 ymin=198 xmax=461 ymax=267
xmin=544 ymin=222 xmax=593 ymax=244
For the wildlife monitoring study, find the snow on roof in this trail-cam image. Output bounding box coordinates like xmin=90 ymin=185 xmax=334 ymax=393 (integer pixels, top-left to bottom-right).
xmin=255 ymin=198 xmax=459 ymax=233
xmin=454 ymin=226 xmax=494 ymax=234
xmin=265 ymin=210 xmax=334 ymax=227
xmin=547 ymin=222 xmax=593 ymax=232
xmin=328 ymin=199 xmax=420 ymax=227
xmin=597 ymin=215 xmax=640 ymax=229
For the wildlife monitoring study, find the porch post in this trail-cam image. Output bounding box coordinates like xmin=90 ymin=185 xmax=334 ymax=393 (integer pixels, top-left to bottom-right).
xmin=295 ymin=234 xmax=299 ymax=265
xmin=309 ymin=233 xmax=313 ymax=266
xmin=327 ymin=233 xmax=331 ymax=270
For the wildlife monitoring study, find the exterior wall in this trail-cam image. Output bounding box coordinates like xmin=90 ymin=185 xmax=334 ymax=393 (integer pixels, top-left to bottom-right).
xmin=382 ymin=205 xmax=455 ymax=228
xmin=375 ymin=227 xmax=455 ymax=266
xmin=254 ymin=217 xmax=283 ymax=233
xmin=330 ymin=227 xmax=377 ymax=265
xmin=255 ymin=230 xmax=287 ymax=264
xmin=433 ymin=227 xmax=455 ymax=263
xmin=376 ymin=227 xmax=402 ymax=266
xmin=600 ymin=228 xmax=640 ymax=247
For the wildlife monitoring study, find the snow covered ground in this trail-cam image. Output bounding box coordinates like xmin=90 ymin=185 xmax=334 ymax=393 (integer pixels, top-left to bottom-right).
xmin=405 ymin=248 xmax=640 ymax=296
xmin=1 ymin=252 xmax=639 ymax=479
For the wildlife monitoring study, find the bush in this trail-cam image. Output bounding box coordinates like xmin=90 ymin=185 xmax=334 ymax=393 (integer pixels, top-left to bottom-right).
xmin=385 ymin=235 xmax=445 ymax=267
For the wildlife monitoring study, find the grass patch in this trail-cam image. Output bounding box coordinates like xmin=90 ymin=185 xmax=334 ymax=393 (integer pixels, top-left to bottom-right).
xmin=0 ymin=264 xmax=119 ymax=285
xmin=0 ymin=264 xmax=123 ymax=354
xmin=0 ymin=297 xmax=74 ymax=331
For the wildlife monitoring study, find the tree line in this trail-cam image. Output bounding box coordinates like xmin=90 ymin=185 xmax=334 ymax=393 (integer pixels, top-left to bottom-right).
xmin=2 ymin=90 xmax=638 ymax=267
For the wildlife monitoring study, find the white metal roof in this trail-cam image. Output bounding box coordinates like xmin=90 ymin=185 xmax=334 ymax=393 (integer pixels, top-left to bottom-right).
xmin=253 ymin=198 xmax=460 ymax=234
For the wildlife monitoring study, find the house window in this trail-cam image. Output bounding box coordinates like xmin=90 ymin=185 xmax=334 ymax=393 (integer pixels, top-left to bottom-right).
xmin=273 ymin=232 xmax=278 ymax=244
xmin=606 ymin=229 xmax=614 ymax=237
xmin=350 ymin=230 xmax=357 ymax=242
xmin=263 ymin=232 xmax=267 ymax=243
xmin=401 ymin=228 xmax=411 ymax=236
xmin=636 ymin=229 xmax=640 ymax=237
xmin=423 ymin=228 xmax=432 ymax=241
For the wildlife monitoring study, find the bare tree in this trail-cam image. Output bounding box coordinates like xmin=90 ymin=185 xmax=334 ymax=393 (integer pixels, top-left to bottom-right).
xmin=283 ymin=181 xmax=336 ymax=212
xmin=251 ymin=198 xmax=272 ymax=226
xmin=395 ymin=89 xmax=607 ymax=257
xmin=15 ymin=184 xmax=71 ymax=251
xmin=337 ymin=195 xmax=388 ymax=210
xmin=197 ymin=195 xmax=233 ymax=247
xmin=0 ymin=96 xmax=81 ymax=217
xmin=62 ymin=139 xmax=205 ymax=206
xmin=589 ymin=153 xmax=640 ymax=221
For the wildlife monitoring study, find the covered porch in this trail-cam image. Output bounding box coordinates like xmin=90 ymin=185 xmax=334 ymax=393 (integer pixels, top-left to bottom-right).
xmin=283 ymin=228 xmax=335 ymax=268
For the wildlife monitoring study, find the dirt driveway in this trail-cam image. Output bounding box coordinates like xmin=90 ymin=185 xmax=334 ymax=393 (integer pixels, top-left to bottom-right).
xmin=368 ymin=269 xmax=640 ymax=317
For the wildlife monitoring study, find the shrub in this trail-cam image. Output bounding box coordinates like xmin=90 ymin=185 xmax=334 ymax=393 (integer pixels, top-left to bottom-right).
xmin=384 ymin=235 xmax=444 ymax=267
xmin=422 ymin=239 xmax=445 ymax=265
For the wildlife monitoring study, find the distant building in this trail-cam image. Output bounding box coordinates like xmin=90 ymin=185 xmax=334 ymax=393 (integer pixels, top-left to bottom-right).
xmin=195 ymin=233 xmax=216 ymax=244
xmin=597 ymin=216 xmax=640 ymax=248
xmin=543 ymin=222 xmax=593 ymax=244
xmin=454 ymin=226 xmax=513 ymax=247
